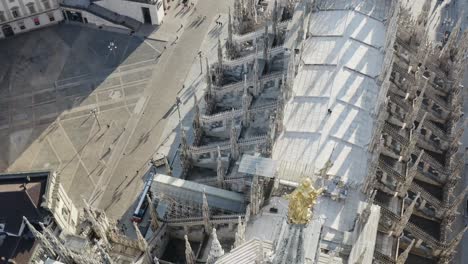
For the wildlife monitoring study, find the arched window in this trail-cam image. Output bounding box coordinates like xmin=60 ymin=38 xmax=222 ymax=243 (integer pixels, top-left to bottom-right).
xmin=26 ymin=3 xmax=36 ymax=14
xmin=0 ymin=12 xmax=5 ymax=23
xmin=11 ymin=7 xmax=20 ymax=18
xmin=42 ymin=0 xmax=51 ymax=10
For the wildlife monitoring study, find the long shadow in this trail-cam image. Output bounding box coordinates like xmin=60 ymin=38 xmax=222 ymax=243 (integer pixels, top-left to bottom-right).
xmin=0 ymin=23 xmax=165 ymax=207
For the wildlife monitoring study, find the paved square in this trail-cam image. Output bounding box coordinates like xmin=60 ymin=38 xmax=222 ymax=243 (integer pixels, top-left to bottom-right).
xmin=0 ymin=24 xmax=165 ymax=207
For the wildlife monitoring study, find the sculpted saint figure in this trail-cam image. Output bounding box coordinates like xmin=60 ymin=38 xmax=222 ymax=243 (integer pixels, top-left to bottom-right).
xmin=286 ymin=178 xmax=323 ymax=224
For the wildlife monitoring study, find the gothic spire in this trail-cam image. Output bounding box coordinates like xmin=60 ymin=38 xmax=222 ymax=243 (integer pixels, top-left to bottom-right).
xmin=398 ymin=150 xmax=424 ymax=195
xmin=193 ymin=93 xmax=201 ymax=132
xmin=95 ymin=239 xmax=114 ymax=264
xmin=39 ymin=222 xmax=74 ymax=263
xmin=397 ymin=239 xmax=415 ymax=264
xmin=205 ymin=57 xmax=212 ymax=87
xmin=230 ymin=118 xmax=240 ymax=160
xmin=443 ymin=186 xmax=468 ymax=218
xmin=440 ymin=226 xmax=468 ymax=259
xmin=206 ymin=228 xmax=225 ymax=263
xmin=272 ymin=0 xmax=278 ymax=43
xmin=23 ymin=217 xmax=56 ymax=258
xmin=227 ymin=8 xmax=233 ymax=50
xmin=403 ymin=80 xmax=428 ymax=130
xmin=185 ymin=235 xmax=196 ymax=264
xmin=391 ymin=192 xmax=420 ymax=237
xmin=216 ymin=38 xmax=224 ymax=86
xmin=253 ymin=46 xmax=260 ymax=97
xmin=242 ymin=74 xmax=252 ymax=127
xmin=218 ymin=37 xmax=223 ymax=67
xmin=83 ymin=199 xmax=109 ymax=245
xmin=233 ymin=0 xmax=243 ymax=29
xmin=216 ymin=146 xmax=225 ymax=188
xmin=146 ymin=195 xmax=160 ymax=231
xmin=400 ymin=113 xmax=426 ymax=162
xmin=202 ymin=189 xmax=210 ymax=231
xmin=263 ymin=23 xmax=269 ymax=70
xmin=234 ymin=216 xmax=245 ymax=248
xmin=205 ymin=57 xmax=213 ymax=109
xmin=180 ymin=127 xmax=191 ymax=172
xmin=296 ymin=13 xmax=305 ymax=44
xmin=250 ymin=175 xmax=261 ymax=215
xmin=440 ymin=17 xmax=463 ymax=60
xmin=133 ymin=222 xmax=148 ymax=251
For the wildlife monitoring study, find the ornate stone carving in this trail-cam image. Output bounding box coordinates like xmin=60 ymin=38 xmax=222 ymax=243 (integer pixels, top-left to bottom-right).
xmin=184 ymin=235 xmax=196 ymax=264
xmin=285 ymin=178 xmax=323 ymax=224
xmin=206 ymin=228 xmax=225 ymax=263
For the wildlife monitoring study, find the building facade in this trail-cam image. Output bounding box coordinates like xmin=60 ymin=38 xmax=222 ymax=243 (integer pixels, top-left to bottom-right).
xmin=95 ymin=0 xmax=164 ymax=25
xmin=0 ymin=0 xmax=63 ymax=39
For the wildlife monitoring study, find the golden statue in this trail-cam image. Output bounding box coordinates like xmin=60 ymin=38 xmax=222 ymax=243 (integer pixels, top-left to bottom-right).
xmin=286 ymin=178 xmax=323 ymax=224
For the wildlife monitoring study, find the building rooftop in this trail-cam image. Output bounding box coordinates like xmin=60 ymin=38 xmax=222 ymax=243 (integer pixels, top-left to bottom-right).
xmin=215 ymin=238 xmax=273 ymax=264
xmin=152 ymin=174 xmax=246 ymax=213
xmin=272 ymin=7 xmax=387 ymax=233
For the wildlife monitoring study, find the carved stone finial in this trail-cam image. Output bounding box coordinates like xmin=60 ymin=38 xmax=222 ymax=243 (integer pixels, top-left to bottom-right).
xmin=146 ymin=194 xmax=160 ymax=231
xmin=133 ymin=222 xmax=148 ymax=251
xmin=184 ymin=235 xmax=196 ymax=264
xmin=234 ymin=216 xmax=246 ymax=248
xmin=193 ymin=93 xmax=201 ymax=131
xmin=396 ymin=239 xmax=415 ymax=264
xmin=392 ymin=193 xmax=420 ymax=237
xmin=216 ymin=146 xmax=225 ymax=188
xmin=206 ymin=228 xmax=225 ymax=263
xmin=202 ymin=189 xmax=210 ymax=230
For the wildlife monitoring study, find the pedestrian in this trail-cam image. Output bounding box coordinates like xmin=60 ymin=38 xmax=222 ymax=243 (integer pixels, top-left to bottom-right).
xmin=180 ymin=24 xmax=183 ymax=29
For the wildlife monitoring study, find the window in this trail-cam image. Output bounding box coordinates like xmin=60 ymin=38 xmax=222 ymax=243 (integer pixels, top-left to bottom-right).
xmin=26 ymin=3 xmax=36 ymax=14
xmin=48 ymin=13 xmax=54 ymax=21
xmin=11 ymin=7 xmax=20 ymax=18
xmin=18 ymin=21 xmax=25 ymax=30
xmin=33 ymin=17 xmax=40 ymax=25
xmin=42 ymin=0 xmax=51 ymax=10
xmin=62 ymin=207 xmax=70 ymax=218
xmin=0 ymin=12 xmax=5 ymax=23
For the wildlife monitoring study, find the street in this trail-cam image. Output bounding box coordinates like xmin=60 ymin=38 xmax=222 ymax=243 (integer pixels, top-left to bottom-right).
xmin=93 ymin=0 xmax=233 ymax=220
